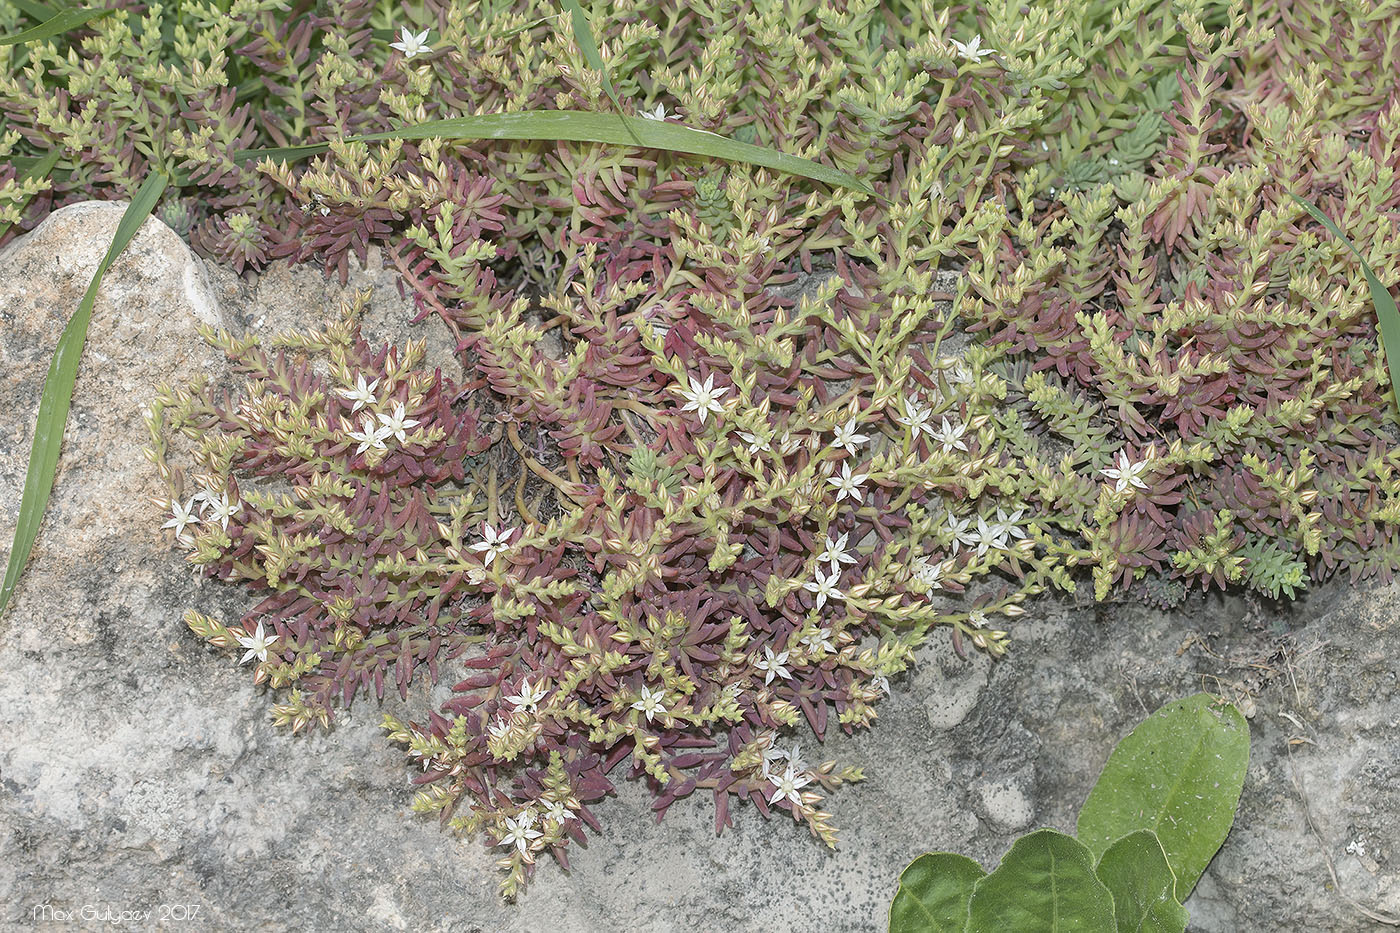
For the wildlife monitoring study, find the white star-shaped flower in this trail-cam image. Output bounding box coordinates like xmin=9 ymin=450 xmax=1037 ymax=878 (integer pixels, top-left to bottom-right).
xmin=896 ymin=396 xmax=933 ymax=437
xmin=347 ymin=414 xmax=392 ymax=454
xmin=735 ymin=430 xmax=771 ymax=454
xmin=468 ymin=523 xmax=516 ymax=567
xmin=677 ymin=373 xmax=729 ymax=424
xmin=390 ymin=26 xmax=432 ymax=60
xmin=542 ymin=799 xmax=572 ymax=824
xmin=496 ymin=812 xmax=543 ymax=855
xmin=235 ymin=621 xmax=279 ymax=664
xmin=336 ymin=374 xmax=379 ymax=412
xmin=504 ymin=678 xmax=549 ymax=713
xmin=950 ymin=34 xmax=995 ymax=63
xmin=830 ymin=418 xmax=871 ymax=456
xmin=968 ymin=609 xmax=990 ymax=629
xmin=1100 ymin=449 xmax=1152 ymax=493
xmin=755 ymin=646 xmax=791 ymax=685
xmin=376 ymin=402 xmax=421 ymax=444
xmin=200 ymin=490 xmax=240 ymax=531
xmin=161 ymin=497 xmax=201 ymax=538
xmin=799 ymin=628 xmax=835 ymax=656
xmin=767 ymin=763 xmax=812 ymax=809
xmin=827 ymin=463 xmax=869 ymax=503
xmin=911 ymin=556 xmax=945 ymax=590
xmin=817 ymin=532 xmax=857 ymax=569
xmin=487 ymin=718 xmax=511 ymax=741
xmin=763 ymin=740 xmax=806 ymax=776
xmin=947 ymin=514 xmax=979 ymax=555
xmin=991 ymin=508 xmax=1027 ymax=546
xmin=640 ymin=103 xmax=667 ymax=121
xmin=630 ymin=685 xmax=668 ymax=722
xmin=931 ymin=417 xmax=968 ymax=453
xmin=872 ymin=674 xmax=891 ymax=696
xmin=802 ymin=567 xmax=845 ymax=610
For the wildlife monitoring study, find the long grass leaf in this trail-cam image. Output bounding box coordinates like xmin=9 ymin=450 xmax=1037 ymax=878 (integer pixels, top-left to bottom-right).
xmin=0 ymin=7 xmax=110 ymax=46
xmin=10 ymin=0 xmax=59 ymax=23
xmin=1291 ymin=193 xmax=1400 ymax=412
xmin=0 ymin=172 xmax=168 ymax=618
xmin=234 ymin=110 xmax=872 ymax=195
xmin=560 ymin=0 xmax=640 ymax=144
xmin=0 ymin=147 xmax=61 ymax=240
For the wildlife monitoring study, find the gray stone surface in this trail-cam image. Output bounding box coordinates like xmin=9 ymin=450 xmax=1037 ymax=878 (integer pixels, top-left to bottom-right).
xmin=2 ymin=203 xmax=1398 ymax=932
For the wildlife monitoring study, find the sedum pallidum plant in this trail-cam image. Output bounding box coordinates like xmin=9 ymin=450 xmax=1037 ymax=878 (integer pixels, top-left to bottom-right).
xmin=22 ymin=0 xmax=1388 ymax=898
xmin=146 ymin=233 xmax=1070 ymax=894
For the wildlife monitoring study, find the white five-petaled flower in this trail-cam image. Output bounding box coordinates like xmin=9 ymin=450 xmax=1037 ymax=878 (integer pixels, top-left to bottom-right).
xmin=631 ymin=685 xmax=668 ymax=722
xmin=162 ymin=497 xmax=202 ymax=538
xmin=830 ymin=418 xmax=871 ymax=456
xmin=389 ymin=26 xmax=432 ymax=60
xmin=911 ymin=556 xmax=945 ymax=590
xmin=1100 ymin=449 xmax=1152 ymax=493
xmin=496 ymin=812 xmax=543 ymax=855
xmin=947 ymin=514 xmax=979 ymax=556
xmin=931 ymin=417 xmax=968 ymax=453
xmin=946 ymin=362 xmax=974 ymax=385
xmin=896 ymin=396 xmax=934 ymax=437
xmin=376 ymin=402 xmax=421 ymax=444
xmin=763 ymin=741 xmax=806 ymax=776
xmin=755 ymin=646 xmax=792 ymax=685
xmin=469 ymin=523 xmax=516 ymax=567
xmin=200 ymin=490 xmax=240 ymax=532
xmin=735 ymin=430 xmax=771 ymax=454
xmin=347 ymin=414 xmax=391 ymax=454
xmin=767 ymin=763 xmax=812 ymax=809
xmin=802 ymin=567 xmax=845 ymax=610
xmin=968 ymin=609 xmax=989 ymax=629
xmin=991 ymin=507 xmax=1027 ymax=547
xmin=640 ymin=102 xmax=667 ymax=121
xmin=950 ymin=34 xmax=995 ymax=63
xmin=542 ymin=799 xmax=572 ymax=824
xmin=235 ymin=621 xmax=279 ymax=665
xmin=504 ymin=678 xmax=549 ymax=713
xmin=799 ymin=627 xmax=835 ymax=656
xmin=827 ymin=463 xmax=869 ymax=503
xmin=817 ymin=532 xmax=857 ymax=569
xmin=677 ymin=373 xmax=729 ymax=424
xmin=487 ymin=718 xmax=511 ymax=741
xmin=336 ymin=374 xmax=379 ymax=412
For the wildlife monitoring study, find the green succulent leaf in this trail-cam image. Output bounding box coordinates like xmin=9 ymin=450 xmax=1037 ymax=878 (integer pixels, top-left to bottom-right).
xmin=1094 ymin=831 xmax=1189 ymax=933
xmin=0 ymin=172 xmax=168 ymax=618
xmin=1076 ymin=693 xmax=1249 ymax=901
xmin=966 ymin=829 xmax=1117 ymax=933
xmin=889 ymin=852 xmax=986 ymax=933
xmin=233 ymin=111 xmax=873 ymax=195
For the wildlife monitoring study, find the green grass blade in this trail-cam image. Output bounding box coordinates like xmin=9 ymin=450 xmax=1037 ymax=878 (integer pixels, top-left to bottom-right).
xmin=1290 ymin=193 xmax=1400 ymax=413
xmin=10 ymin=0 xmax=60 ymax=23
xmin=0 ymin=6 xmax=110 ymax=46
xmin=0 ymin=171 xmax=168 ymax=619
xmin=0 ymin=147 xmax=61 ymax=240
xmin=234 ymin=110 xmax=873 ymax=195
xmin=559 ymin=0 xmax=640 ymax=144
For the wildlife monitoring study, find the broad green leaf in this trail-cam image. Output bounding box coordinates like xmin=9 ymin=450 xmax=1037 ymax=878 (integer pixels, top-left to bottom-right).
xmin=966 ymin=829 xmax=1116 ymax=933
xmin=1291 ymin=193 xmax=1400 ymax=413
xmin=0 ymin=7 xmax=110 ymax=46
xmin=1094 ymin=831 xmax=1188 ymax=933
xmin=1076 ymin=694 xmax=1249 ymax=901
xmin=11 ymin=0 xmax=59 ymax=23
xmin=0 ymin=172 xmax=169 ymax=618
xmin=0 ymin=147 xmax=61 ymax=240
xmin=889 ymin=852 xmax=986 ymax=933
xmin=233 ymin=110 xmax=873 ymax=195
